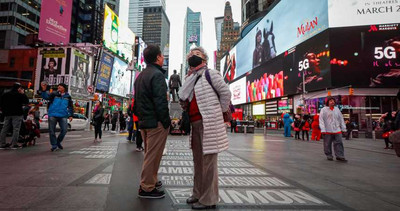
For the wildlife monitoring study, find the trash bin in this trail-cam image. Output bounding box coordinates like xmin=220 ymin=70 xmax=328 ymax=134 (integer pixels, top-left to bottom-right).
xmin=389 ymin=131 xmax=400 ymax=157
xmin=352 ymin=130 xmax=359 ymax=138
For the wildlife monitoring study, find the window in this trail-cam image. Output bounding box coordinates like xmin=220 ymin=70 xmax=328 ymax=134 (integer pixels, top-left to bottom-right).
xmin=10 ymin=57 xmax=15 ymax=67
xmin=21 ymin=71 xmax=32 ymax=80
xmin=0 ymin=3 xmax=9 ymax=11
xmin=29 ymin=57 xmax=34 ymax=67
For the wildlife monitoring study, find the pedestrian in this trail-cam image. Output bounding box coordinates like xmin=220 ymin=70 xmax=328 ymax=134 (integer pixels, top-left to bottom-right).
xmin=178 ymin=46 xmax=231 ymax=210
xmin=180 ymin=110 xmax=190 ymax=135
xmin=111 ymin=111 xmax=118 ymax=132
xmin=381 ymin=111 xmax=395 ymax=149
xmin=311 ymin=114 xmax=321 ymax=141
xmin=319 ymin=97 xmax=347 ymax=162
xmin=293 ymin=115 xmax=301 ymax=140
xmin=169 ymin=69 xmax=182 ymax=102
xmin=103 ymin=113 xmax=110 ymax=131
xmin=301 ymin=115 xmax=310 ymax=141
xmin=93 ymin=101 xmax=104 ymax=143
xmin=39 ymin=82 xmax=73 ymax=151
xmin=283 ymin=113 xmax=293 ymax=137
xmin=119 ymin=111 xmax=126 ymax=132
xmin=29 ymin=103 xmax=41 ymax=129
xmin=0 ymin=83 xmax=29 ymax=149
xmin=230 ymin=118 xmax=237 ymax=133
xmin=133 ymin=44 xmax=171 ymax=198
xmin=345 ymin=119 xmax=353 ymax=140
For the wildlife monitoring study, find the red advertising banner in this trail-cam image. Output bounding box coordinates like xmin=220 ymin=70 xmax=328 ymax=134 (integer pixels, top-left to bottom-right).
xmin=38 ymin=0 xmax=72 ymax=45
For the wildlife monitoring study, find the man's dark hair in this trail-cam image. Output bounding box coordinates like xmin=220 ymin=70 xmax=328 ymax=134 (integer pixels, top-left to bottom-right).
xmin=173 ymin=69 xmax=177 ymax=74
xmin=143 ymin=45 xmax=161 ymax=64
xmin=325 ymin=96 xmax=336 ymax=106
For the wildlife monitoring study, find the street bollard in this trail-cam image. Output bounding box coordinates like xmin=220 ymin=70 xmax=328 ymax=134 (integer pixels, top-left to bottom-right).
xmin=244 ymin=125 xmax=247 ymax=134
xmin=264 ymin=125 xmax=266 ymax=135
xmin=372 ymin=130 xmax=376 ymax=141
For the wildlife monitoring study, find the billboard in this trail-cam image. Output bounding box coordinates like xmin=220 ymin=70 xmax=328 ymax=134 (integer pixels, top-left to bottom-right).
xmin=96 ymin=51 xmax=114 ymax=92
xmin=283 ymin=30 xmax=331 ymax=95
xmin=109 ymin=57 xmax=131 ymax=97
xmin=253 ymin=103 xmax=266 ymax=115
xmin=69 ymin=49 xmax=93 ymax=99
xmin=136 ymin=37 xmax=147 ymax=71
xmin=103 ymin=5 xmax=136 ymax=63
xmin=35 ymin=47 xmax=71 ymax=92
xmin=222 ymin=46 xmax=237 ymax=83
xmin=328 ymin=0 xmax=400 ymax=28
xmin=229 ymin=77 xmax=246 ymax=105
xmin=330 ymin=24 xmax=400 ymax=88
xmin=38 ymin=0 xmax=72 ymax=45
xmin=246 ymin=55 xmax=284 ymax=103
xmin=236 ymin=0 xmax=328 ymax=79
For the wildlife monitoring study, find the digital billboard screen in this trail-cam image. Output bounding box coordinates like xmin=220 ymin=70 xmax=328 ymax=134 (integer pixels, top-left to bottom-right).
xmin=229 ymin=77 xmax=246 ymax=105
xmin=103 ymin=5 xmax=135 ymax=63
xmin=70 ymin=49 xmax=92 ymax=100
xmin=235 ymin=0 xmax=328 ymax=79
xmin=330 ymin=24 xmax=400 ymax=88
xmin=109 ymin=57 xmax=131 ymax=97
xmin=283 ymin=30 xmax=331 ymax=95
xmin=222 ymin=46 xmax=237 ymax=83
xmin=38 ymin=0 xmax=72 ymax=45
xmin=136 ymin=37 xmax=147 ymax=71
xmin=246 ymin=55 xmax=284 ymax=103
xmin=96 ymin=51 xmax=114 ymax=92
xmin=328 ymin=0 xmax=400 ymax=28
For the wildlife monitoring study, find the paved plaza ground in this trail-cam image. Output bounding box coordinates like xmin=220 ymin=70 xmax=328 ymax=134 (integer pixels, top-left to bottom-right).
xmin=0 ymin=129 xmax=399 ymax=210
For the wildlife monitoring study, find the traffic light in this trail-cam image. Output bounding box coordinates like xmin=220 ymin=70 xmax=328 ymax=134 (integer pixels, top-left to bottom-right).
xmin=349 ymin=88 xmax=354 ymax=96
xmin=327 ymin=91 xmax=332 ymax=96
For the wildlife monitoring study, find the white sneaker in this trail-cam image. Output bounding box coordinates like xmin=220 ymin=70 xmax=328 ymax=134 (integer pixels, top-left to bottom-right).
xmin=163 ymin=148 xmax=167 ymax=156
xmin=94 ymin=139 xmax=97 ymax=143
xmin=98 ymin=139 xmax=102 ymax=142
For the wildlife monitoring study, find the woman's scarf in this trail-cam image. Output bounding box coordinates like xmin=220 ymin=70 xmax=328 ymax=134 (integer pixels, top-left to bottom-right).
xmin=178 ymin=64 xmax=207 ymax=102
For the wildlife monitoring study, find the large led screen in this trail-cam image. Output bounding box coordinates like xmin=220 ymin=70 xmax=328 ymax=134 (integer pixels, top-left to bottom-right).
xmin=283 ymin=30 xmax=331 ymax=95
xmin=103 ymin=5 xmax=135 ymax=63
xmin=236 ymin=0 xmax=328 ymax=79
xmin=109 ymin=57 xmax=131 ymax=97
xmin=330 ymin=24 xmax=400 ymax=88
xmin=246 ymin=55 xmax=284 ymax=103
xmin=136 ymin=37 xmax=147 ymax=71
xmin=222 ymin=46 xmax=237 ymax=83
xmin=328 ymin=0 xmax=400 ymax=28
xmin=229 ymin=77 xmax=246 ymax=105
xmin=253 ymin=103 xmax=266 ymax=115
xmin=69 ymin=49 xmax=93 ymax=100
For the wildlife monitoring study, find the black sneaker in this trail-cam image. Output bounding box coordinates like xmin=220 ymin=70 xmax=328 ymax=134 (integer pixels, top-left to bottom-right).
xmin=10 ymin=145 xmax=22 ymax=150
xmin=138 ymin=188 xmax=165 ymax=199
xmin=336 ymin=157 xmax=348 ymax=162
xmin=57 ymin=143 xmax=63 ymax=150
xmin=51 ymin=147 xmax=58 ymax=152
xmin=155 ymin=181 xmax=162 ymax=189
xmin=327 ymin=157 xmax=334 ymax=161
xmin=0 ymin=143 xmax=10 ymax=149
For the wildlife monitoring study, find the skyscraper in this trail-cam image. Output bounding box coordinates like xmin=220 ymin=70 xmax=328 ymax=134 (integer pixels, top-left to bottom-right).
xmin=142 ymin=6 xmax=170 ymax=74
xmin=182 ymin=7 xmax=202 ymax=76
xmin=216 ymin=1 xmax=239 ymax=72
xmin=128 ymin=0 xmax=166 ymax=37
xmin=214 ymin=16 xmax=224 ymax=52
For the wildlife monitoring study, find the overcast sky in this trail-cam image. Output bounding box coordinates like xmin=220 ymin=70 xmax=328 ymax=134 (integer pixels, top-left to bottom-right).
xmin=165 ymin=0 xmax=241 ymax=76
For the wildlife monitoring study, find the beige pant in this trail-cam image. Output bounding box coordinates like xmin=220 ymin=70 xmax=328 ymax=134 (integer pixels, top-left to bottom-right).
xmin=140 ymin=122 xmax=169 ymax=192
xmin=191 ymin=120 xmax=219 ymax=206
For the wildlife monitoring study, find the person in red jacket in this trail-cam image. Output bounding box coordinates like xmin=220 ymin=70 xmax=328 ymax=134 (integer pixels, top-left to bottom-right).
xmin=311 ymin=114 xmax=321 ymax=141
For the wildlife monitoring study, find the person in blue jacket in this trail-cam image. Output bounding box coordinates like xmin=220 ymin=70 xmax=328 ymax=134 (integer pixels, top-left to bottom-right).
xmin=283 ymin=113 xmax=293 ymax=137
xmin=39 ymin=82 xmax=73 ymax=151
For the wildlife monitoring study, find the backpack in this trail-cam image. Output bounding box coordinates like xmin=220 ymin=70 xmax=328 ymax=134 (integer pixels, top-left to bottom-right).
xmin=204 ymin=69 xmax=234 ymax=122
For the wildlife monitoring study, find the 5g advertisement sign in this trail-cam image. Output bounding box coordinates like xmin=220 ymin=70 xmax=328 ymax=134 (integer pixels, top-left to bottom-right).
xmin=330 ymin=24 xmax=400 ymax=88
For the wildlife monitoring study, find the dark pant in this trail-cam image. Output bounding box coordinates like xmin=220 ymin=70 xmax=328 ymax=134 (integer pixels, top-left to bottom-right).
xmin=48 ymin=116 xmax=68 ymax=148
xmin=295 ymin=131 xmax=300 ymax=139
xmin=0 ymin=115 xmax=23 ymax=146
xmin=103 ymin=123 xmax=109 ymax=130
xmin=230 ymin=125 xmax=236 ymax=133
xmin=111 ymin=123 xmax=116 ymax=131
xmin=384 ymin=138 xmax=392 ymax=148
xmin=94 ymin=123 xmax=102 ymax=139
xmin=345 ymin=130 xmax=352 ymax=140
xmin=302 ymin=130 xmax=309 ymax=140
xmin=323 ymin=133 xmax=345 ymax=159
xmin=171 ymin=87 xmax=179 ymax=102
xmin=127 ymin=121 xmax=135 ymax=141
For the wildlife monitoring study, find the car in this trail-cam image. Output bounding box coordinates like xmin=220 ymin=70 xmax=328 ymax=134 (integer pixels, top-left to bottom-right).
xmin=40 ymin=113 xmax=88 ymax=131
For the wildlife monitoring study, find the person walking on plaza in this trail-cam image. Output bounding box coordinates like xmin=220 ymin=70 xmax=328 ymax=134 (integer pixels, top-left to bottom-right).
xmin=111 ymin=111 xmax=118 ymax=132
xmin=311 ymin=114 xmax=321 ymax=141
xmin=283 ymin=113 xmax=293 ymax=137
xmin=39 ymin=82 xmax=73 ymax=151
xmin=381 ymin=111 xmax=395 ymax=149
xmin=179 ymin=47 xmax=231 ymax=210
xmin=0 ymin=83 xmax=29 ymax=149
xmin=230 ymin=118 xmax=237 ymax=133
xmin=169 ymin=69 xmax=182 ymax=102
xmin=319 ymin=97 xmax=347 ymax=162
xmin=293 ymin=115 xmax=301 ymax=140
xmin=345 ymin=119 xmax=353 ymax=140
xmin=133 ymin=45 xmax=171 ymax=199
xmin=93 ymin=101 xmax=104 ymax=143
xmin=103 ymin=113 xmax=110 ymax=131
xmin=300 ymin=114 xmax=310 ymax=141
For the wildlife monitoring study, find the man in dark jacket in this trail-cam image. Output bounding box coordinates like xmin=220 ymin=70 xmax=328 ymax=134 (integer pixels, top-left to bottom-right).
xmin=134 ymin=44 xmax=170 ymax=199
xmin=39 ymin=82 xmax=73 ymax=151
xmin=0 ymin=83 xmax=29 ymax=149
xmin=169 ymin=69 xmax=181 ymax=102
